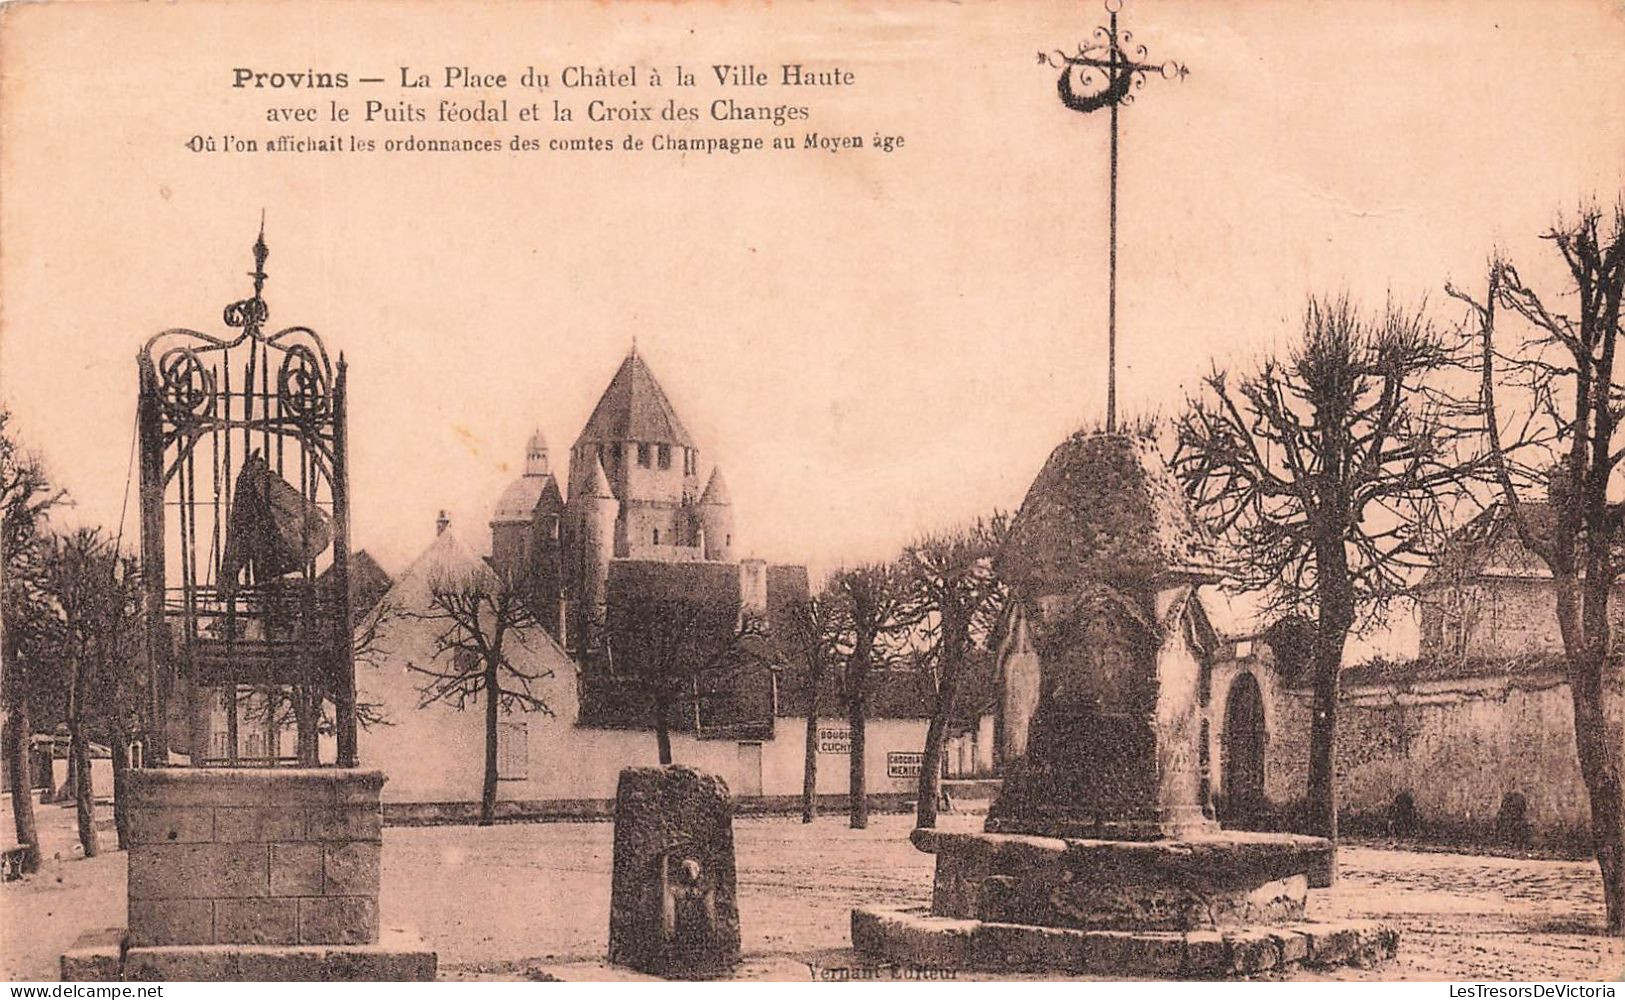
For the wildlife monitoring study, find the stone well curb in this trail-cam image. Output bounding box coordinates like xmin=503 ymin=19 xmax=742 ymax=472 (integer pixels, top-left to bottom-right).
xmin=851 ymin=906 xmax=1398 ymax=978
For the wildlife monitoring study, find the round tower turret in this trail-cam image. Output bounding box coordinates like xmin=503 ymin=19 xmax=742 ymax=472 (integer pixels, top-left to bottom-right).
xmin=698 ymin=466 xmax=734 ymax=562
xmin=491 ymin=428 xmax=563 ymax=582
xmin=524 ymin=428 xmax=550 ymax=477
xmin=576 ymin=454 xmax=620 ymax=642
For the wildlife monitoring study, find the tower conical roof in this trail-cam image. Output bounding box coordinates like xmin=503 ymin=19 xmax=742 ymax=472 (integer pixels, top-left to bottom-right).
xmin=573 ymin=348 xmax=696 ymax=449
xmin=699 ymin=466 xmax=731 ymax=505
xmin=585 ymin=454 xmax=615 ymax=499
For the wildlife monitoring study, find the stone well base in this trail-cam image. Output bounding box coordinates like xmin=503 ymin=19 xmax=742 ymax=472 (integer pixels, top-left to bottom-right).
xmin=124 ymin=768 xmax=390 ymax=949
xmin=851 ymin=907 xmax=1397 ymax=978
xmin=61 ymin=927 xmax=437 ymax=982
xmin=915 ymin=828 xmax=1336 ymax=932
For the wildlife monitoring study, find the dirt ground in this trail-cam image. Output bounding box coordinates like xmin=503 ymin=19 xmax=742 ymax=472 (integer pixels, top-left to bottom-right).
xmin=3 ymin=802 xmax=1621 ymax=982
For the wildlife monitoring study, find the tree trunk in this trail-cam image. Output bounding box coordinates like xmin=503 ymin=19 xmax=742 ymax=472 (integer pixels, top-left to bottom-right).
xmin=1552 ymin=525 xmax=1623 ymax=934
xmin=916 ymin=712 xmax=948 ymax=829
xmin=1563 ymin=563 xmax=1625 ymax=935
xmin=849 ymin=685 xmax=868 ymax=830
xmin=1569 ymin=659 xmax=1624 ymax=934
xmin=151 ymin=650 xmax=172 ymax=767
xmin=1306 ymin=526 xmax=1353 ymax=883
xmin=1304 ymin=622 xmax=1346 ymax=885
xmin=916 ymin=648 xmax=962 ymax=829
xmin=295 ymin=688 xmax=321 ymax=766
xmin=480 ymin=659 xmax=499 ymax=826
xmin=3 ymin=702 xmax=40 ymax=873
xmin=801 ymin=667 xmax=819 ymax=824
xmin=225 ymin=683 xmax=239 ymax=764
xmin=1304 ymin=661 xmax=1337 ymax=832
xmin=293 ymin=688 xmax=309 ymax=764
xmin=654 ymin=688 xmax=673 ymax=766
xmin=66 ymin=649 xmax=98 ymax=858
xmin=68 ymin=719 xmax=98 ymax=858
xmin=110 ymin=732 xmax=131 ymax=851
xmin=187 ymin=682 xmax=213 ymax=765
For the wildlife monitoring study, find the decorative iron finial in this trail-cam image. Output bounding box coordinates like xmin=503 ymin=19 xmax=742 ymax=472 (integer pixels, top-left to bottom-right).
xmin=251 ymin=210 xmax=269 ymax=299
xmin=224 ymin=213 xmax=271 ymax=333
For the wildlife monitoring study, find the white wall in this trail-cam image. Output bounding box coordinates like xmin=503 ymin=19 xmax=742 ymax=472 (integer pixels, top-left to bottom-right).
xmin=357 ymin=604 xmax=935 ymax=804
xmin=50 ymin=757 xmax=114 ymax=801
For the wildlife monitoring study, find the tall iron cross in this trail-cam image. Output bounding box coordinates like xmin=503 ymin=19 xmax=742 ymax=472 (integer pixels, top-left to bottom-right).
xmin=1041 ymin=0 xmax=1187 ymax=432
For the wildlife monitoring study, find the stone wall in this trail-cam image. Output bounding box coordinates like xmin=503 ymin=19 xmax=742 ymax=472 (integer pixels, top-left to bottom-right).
xmin=125 ymin=769 xmax=383 ymax=947
xmin=1235 ymin=665 xmax=1623 ymax=847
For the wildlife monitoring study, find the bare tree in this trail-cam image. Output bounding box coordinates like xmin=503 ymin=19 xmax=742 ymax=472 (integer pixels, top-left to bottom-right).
xmin=33 ymin=528 xmax=144 ymax=858
xmin=781 ymin=589 xmax=845 ymax=823
xmin=1174 ymin=296 xmax=1478 ymax=863
xmin=406 ymin=571 xmax=553 ymax=826
xmin=904 ymin=515 xmax=1007 ymax=828
xmin=829 ymin=562 xmax=916 ymax=830
xmin=85 ymin=550 xmax=142 ymax=851
xmin=1 ymin=408 xmax=63 ymax=872
xmin=1445 ymin=203 xmax=1625 ymax=934
xmin=344 ymin=596 xmax=399 ymax=734
xmin=605 ymin=590 xmax=768 ymax=766
xmin=242 ymin=597 xmax=400 ymax=765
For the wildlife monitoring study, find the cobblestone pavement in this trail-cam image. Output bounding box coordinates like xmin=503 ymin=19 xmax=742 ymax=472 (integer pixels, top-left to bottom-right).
xmin=3 ymin=805 xmax=1620 ymax=981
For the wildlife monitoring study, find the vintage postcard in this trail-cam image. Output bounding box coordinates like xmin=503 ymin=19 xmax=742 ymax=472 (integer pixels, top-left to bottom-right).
xmin=1 ymin=0 xmax=1623 ymax=986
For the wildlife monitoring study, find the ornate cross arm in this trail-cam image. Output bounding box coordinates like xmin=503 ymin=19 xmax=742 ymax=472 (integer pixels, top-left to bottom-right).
xmin=1039 ymin=1 xmax=1187 ymax=116
xmin=1037 ymin=0 xmax=1187 ymax=431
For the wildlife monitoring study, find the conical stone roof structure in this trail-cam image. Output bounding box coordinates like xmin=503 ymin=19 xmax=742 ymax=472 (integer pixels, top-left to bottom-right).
xmin=572 ymin=349 xmax=695 ymax=450
xmin=998 ymin=431 xmax=1219 ymax=600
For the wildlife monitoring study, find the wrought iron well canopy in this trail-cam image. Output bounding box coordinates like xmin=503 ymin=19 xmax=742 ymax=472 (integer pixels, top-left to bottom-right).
xmin=137 ymin=222 xmax=358 ymax=767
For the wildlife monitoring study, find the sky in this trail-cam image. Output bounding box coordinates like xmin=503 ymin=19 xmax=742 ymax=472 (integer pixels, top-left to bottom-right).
xmin=3 ymin=0 xmax=1624 ymax=638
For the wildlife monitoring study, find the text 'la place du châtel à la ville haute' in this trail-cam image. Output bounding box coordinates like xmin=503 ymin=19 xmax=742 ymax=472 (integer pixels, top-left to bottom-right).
xmin=229 ymin=62 xmax=857 ymax=125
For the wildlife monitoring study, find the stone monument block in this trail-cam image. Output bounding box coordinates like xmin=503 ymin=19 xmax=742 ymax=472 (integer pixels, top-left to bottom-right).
xmin=986 ymin=432 xmax=1219 ymax=841
xmin=125 ymin=768 xmax=385 ymax=947
xmin=608 ymin=765 xmax=741 ymax=979
xmin=852 ymin=431 xmax=1398 ymax=976
xmin=64 ymin=767 xmax=436 ymax=981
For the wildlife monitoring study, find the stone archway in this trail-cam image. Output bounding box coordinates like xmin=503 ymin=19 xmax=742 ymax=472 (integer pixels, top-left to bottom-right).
xmin=1220 ymin=671 xmax=1268 ymax=829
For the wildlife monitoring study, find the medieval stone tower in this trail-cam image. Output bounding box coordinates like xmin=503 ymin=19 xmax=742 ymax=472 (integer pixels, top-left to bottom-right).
xmin=489 ymin=346 xmax=738 ymax=648
xmin=489 ymin=428 xmax=565 ymax=630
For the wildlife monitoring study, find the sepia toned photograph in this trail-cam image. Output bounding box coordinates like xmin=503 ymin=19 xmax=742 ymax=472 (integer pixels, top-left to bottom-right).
xmin=0 ymin=0 xmax=1622 ymax=985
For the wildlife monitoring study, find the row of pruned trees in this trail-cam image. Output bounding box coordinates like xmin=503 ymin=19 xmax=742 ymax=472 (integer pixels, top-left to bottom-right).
xmin=2 ymin=411 xmax=146 ymax=867
xmin=1173 ymin=202 xmax=1623 ymax=934
xmin=784 ymin=516 xmax=1008 ymax=830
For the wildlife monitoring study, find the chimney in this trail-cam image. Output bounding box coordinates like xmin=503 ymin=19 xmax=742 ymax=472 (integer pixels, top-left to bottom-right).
xmin=436 ymin=510 xmax=450 ymax=536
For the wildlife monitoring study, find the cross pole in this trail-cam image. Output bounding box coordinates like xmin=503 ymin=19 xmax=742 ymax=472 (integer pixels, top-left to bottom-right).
xmin=1041 ymin=0 xmax=1187 ymax=432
